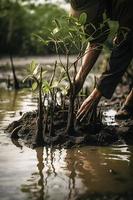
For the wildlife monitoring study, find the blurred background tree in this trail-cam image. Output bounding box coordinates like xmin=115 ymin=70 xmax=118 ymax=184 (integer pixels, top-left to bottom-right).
xmin=0 ymin=0 xmax=118 ymax=56
xmin=0 ymin=0 xmax=67 ymax=55
xmin=0 ymin=0 xmax=131 ymax=87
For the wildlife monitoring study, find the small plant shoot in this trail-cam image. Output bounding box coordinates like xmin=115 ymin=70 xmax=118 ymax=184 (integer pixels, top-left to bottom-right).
xmin=22 ymin=13 xmax=103 ymax=145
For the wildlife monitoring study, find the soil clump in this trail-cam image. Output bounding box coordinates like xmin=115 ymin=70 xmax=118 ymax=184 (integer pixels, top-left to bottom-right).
xmin=5 ymin=96 xmax=133 ymax=149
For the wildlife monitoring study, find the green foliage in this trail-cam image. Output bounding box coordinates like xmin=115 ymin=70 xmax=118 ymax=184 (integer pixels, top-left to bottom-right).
xmin=35 ymin=13 xmax=91 ymax=56
xmin=29 ymin=60 xmax=37 ymax=73
xmin=30 ymin=12 xmax=93 ymax=103
xmin=24 ymin=59 xmax=64 ymax=95
xmin=0 ymin=0 xmax=118 ymax=55
xmin=32 ymin=82 xmax=38 ymax=91
xmin=0 ymin=0 xmax=67 ymax=55
xmin=79 ymin=13 xmax=87 ymax=25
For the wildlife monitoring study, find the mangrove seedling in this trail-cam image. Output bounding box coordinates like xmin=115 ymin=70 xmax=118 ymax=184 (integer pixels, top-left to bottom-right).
xmin=33 ymin=13 xmax=106 ymax=136
xmin=38 ymin=13 xmax=91 ymax=135
xmin=24 ymin=61 xmax=45 ymax=145
xmin=24 ymin=60 xmax=66 ymax=145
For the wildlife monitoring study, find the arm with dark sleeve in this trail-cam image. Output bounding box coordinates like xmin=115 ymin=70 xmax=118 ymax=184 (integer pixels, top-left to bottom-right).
xmin=97 ymin=29 xmax=133 ymax=99
xmin=75 ymin=21 xmax=110 ymax=85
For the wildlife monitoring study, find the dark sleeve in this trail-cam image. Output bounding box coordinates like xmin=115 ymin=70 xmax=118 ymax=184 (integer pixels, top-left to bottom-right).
xmin=96 ymin=30 xmax=133 ymax=99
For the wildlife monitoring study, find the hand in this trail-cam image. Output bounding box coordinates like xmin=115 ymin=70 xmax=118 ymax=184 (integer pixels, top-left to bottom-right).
xmin=76 ymin=88 xmax=101 ymax=121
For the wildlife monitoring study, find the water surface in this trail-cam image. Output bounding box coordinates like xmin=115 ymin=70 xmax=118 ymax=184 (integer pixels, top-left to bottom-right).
xmin=0 ymin=88 xmax=133 ymax=200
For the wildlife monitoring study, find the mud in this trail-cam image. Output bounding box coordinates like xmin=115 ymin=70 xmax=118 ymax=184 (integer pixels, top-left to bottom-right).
xmin=5 ymin=99 xmax=133 ymax=149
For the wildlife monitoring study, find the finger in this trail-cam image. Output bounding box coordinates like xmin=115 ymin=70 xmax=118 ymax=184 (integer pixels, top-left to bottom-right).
xmin=76 ymin=100 xmax=90 ymax=117
xmin=76 ymin=109 xmax=84 ymax=121
xmin=79 ymin=103 xmax=94 ymax=122
xmin=76 ymin=110 xmax=86 ymax=121
xmin=76 ymin=99 xmax=95 ymax=121
xmin=76 ymin=103 xmax=89 ymax=120
xmin=80 ymin=108 xmax=90 ymax=122
xmin=76 ymin=104 xmax=87 ymax=119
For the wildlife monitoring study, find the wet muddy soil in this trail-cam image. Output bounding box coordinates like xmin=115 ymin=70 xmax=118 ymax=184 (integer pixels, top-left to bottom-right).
xmin=5 ymin=96 xmax=133 ymax=149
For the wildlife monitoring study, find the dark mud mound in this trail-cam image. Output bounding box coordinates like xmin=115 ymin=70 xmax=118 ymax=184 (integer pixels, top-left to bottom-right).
xmin=5 ymin=108 xmax=102 ymax=148
xmin=5 ymin=105 xmax=133 ymax=149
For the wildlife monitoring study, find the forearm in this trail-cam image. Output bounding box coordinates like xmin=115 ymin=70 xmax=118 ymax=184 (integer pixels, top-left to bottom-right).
xmin=76 ymin=43 xmax=102 ymax=82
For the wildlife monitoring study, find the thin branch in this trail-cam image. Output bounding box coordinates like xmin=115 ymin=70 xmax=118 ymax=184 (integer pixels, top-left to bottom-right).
xmin=66 ymin=52 xmax=72 ymax=86
xmin=69 ymin=44 xmax=103 ymax=70
xmin=49 ymin=60 xmax=57 ymax=87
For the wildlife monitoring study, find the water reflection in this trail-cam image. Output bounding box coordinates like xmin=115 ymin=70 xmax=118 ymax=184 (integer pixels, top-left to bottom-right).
xmin=19 ymin=146 xmax=133 ymax=200
xmin=0 ymin=88 xmax=37 ymax=128
xmin=20 ymin=147 xmax=68 ymax=200
xmin=1 ymin=88 xmax=133 ymax=200
xmin=0 ymin=89 xmax=18 ymax=123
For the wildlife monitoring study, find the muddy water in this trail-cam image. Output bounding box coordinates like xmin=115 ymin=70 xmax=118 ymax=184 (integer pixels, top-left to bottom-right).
xmin=0 ymin=88 xmax=133 ymax=200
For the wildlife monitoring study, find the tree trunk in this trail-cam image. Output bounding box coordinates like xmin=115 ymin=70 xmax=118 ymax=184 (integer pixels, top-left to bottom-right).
xmin=9 ymin=53 xmax=19 ymax=89
xmin=8 ymin=16 xmax=19 ymax=89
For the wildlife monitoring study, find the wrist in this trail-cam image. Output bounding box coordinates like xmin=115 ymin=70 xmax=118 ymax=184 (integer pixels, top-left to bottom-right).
xmin=91 ymin=88 xmax=102 ymax=99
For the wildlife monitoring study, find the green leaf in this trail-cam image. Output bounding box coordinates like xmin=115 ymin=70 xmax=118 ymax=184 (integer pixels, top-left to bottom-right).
xmin=53 ymin=19 xmax=61 ymax=28
xmin=32 ymin=33 xmax=49 ymax=45
xmin=29 ymin=60 xmax=36 ymax=73
xmin=33 ymin=64 xmax=40 ymax=75
xmin=32 ymin=82 xmax=38 ymax=91
xmin=23 ymin=75 xmax=34 ymax=83
xmin=43 ymin=86 xmax=50 ymax=94
xmin=79 ymin=13 xmax=87 ymax=25
xmin=52 ymin=27 xmax=59 ymax=35
xmin=42 ymin=81 xmax=51 ymax=94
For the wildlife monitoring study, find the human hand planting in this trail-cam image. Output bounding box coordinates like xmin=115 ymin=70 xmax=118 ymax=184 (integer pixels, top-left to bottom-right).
xmin=76 ymin=88 xmax=102 ymax=121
